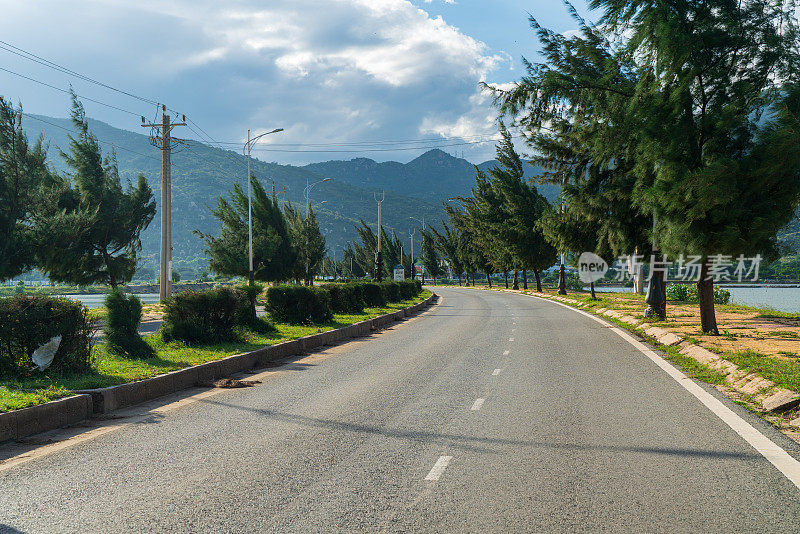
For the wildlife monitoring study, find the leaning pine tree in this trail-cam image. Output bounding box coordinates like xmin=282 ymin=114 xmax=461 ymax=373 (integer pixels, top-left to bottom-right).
xmin=494 ymin=2 xmax=800 ymax=333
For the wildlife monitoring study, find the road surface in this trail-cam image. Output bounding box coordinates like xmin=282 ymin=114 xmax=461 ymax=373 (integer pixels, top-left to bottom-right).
xmin=2 ymin=287 xmax=800 ymax=533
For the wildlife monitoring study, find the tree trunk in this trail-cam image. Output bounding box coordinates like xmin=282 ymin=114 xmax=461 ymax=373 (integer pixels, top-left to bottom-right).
xmin=522 ymin=269 xmax=528 ymax=290
xmin=698 ymin=259 xmax=719 ymax=334
xmin=458 ymin=273 xmax=462 ymax=286
xmin=590 ymin=281 xmax=596 ymax=299
xmin=485 ymin=270 xmax=492 ymax=288
xmin=534 ymin=269 xmax=542 ymax=292
xmin=504 ymin=271 xmax=509 ymax=289
xmin=512 ymin=270 xmax=519 ymax=290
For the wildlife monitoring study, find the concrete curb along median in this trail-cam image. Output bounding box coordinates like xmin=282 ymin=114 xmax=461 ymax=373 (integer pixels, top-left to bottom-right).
xmin=0 ymin=293 xmax=439 ymax=443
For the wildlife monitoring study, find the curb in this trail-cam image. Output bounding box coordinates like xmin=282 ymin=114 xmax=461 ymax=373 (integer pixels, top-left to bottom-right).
xmin=1 ymin=293 xmax=438 ymax=442
xmin=532 ymin=291 xmax=800 ymax=414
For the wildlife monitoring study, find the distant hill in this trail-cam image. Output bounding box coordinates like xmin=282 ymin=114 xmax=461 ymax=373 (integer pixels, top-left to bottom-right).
xmin=23 ymin=115 xmax=445 ymax=278
xmin=305 ymin=149 xmax=561 ymax=204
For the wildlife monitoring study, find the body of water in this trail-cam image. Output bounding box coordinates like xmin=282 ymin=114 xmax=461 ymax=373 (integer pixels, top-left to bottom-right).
xmin=595 ymin=285 xmax=800 ymax=313
xmin=59 ymin=293 xmax=160 ymax=309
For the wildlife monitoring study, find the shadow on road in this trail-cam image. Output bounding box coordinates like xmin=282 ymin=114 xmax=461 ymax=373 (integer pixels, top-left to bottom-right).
xmin=195 ymin=398 xmax=760 ymax=461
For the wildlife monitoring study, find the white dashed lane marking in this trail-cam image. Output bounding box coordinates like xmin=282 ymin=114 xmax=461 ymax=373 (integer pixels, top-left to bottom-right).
xmin=471 ymin=398 xmax=485 ymax=411
xmin=425 ymin=456 xmax=453 ymax=481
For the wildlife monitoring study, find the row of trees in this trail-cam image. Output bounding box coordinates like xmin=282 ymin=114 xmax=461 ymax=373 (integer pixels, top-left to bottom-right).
xmin=1 ymin=93 xmax=155 ymax=288
xmin=467 ymin=0 xmax=800 ymax=334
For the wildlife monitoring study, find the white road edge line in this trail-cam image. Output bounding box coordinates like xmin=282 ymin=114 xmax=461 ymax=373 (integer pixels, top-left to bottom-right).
xmin=530 ymin=294 xmax=800 ymax=491
xmin=471 ymin=398 xmax=486 ymax=411
xmin=492 ymin=369 xmax=502 ymax=376
xmin=503 ymin=350 xmax=510 ymax=356
xmin=425 ymin=455 xmax=453 ymax=481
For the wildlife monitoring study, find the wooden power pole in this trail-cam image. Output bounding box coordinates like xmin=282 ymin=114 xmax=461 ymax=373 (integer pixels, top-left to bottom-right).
xmin=142 ymin=106 xmax=185 ymax=301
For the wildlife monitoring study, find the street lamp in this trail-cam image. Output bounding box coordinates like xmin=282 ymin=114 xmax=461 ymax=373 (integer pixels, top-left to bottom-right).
xmin=375 ymin=191 xmax=385 ymax=281
xmin=243 ymin=127 xmax=284 ymax=285
xmin=409 ymin=216 xmax=426 ymax=230
xmin=304 ymin=177 xmax=332 ymax=217
xmin=303 ymin=177 xmax=332 ymax=284
xmin=409 ymin=228 xmax=416 ymax=280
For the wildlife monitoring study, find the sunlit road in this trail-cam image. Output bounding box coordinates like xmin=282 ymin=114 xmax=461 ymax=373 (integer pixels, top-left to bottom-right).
xmin=2 ymin=287 xmax=800 ymax=533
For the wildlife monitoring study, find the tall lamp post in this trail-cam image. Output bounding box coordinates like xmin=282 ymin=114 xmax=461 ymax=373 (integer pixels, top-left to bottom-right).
xmin=375 ymin=191 xmax=385 ymax=280
xmin=409 ymin=228 xmax=416 ymax=280
xmin=303 ymin=177 xmax=332 ymax=284
xmin=243 ymin=127 xmax=284 ymax=285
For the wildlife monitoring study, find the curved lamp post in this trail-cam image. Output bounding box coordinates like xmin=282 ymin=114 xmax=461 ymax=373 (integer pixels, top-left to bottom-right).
xmin=243 ymin=127 xmax=284 ymax=285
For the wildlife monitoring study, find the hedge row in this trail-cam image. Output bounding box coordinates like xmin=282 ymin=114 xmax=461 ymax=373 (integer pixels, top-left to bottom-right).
xmin=0 ymin=295 xmax=92 ymax=377
xmin=266 ymin=279 xmax=423 ymax=325
xmin=162 ymin=285 xmax=274 ymax=344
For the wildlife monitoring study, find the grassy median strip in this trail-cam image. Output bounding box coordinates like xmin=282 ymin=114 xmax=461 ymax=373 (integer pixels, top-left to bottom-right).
xmin=0 ymin=290 xmax=431 ymax=413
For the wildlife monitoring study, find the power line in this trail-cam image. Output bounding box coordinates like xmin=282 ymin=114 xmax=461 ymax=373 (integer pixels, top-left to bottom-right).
xmin=205 ymin=132 xmax=508 ymax=148
xmin=239 ymin=138 xmax=514 ymax=153
xmin=21 ymin=112 xmax=161 ymax=163
xmin=0 ymin=39 xmax=222 ymax=147
xmin=0 ymin=40 xmax=160 ymax=108
xmin=0 ymin=66 xmax=142 ymax=117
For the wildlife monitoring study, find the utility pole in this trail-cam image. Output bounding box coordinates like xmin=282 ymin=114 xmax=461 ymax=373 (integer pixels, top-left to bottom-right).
xmin=375 ymin=191 xmax=385 ymax=281
xmin=142 ymin=106 xmax=185 ymax=301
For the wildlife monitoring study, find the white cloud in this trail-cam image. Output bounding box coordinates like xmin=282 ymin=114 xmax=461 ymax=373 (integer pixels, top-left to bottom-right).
xmin=0 ymin=0 xmax=510 ymax=163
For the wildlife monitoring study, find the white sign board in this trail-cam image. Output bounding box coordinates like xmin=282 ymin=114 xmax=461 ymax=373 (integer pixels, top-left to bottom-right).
xmin=393 ymin=265 xmax=405 ymax=281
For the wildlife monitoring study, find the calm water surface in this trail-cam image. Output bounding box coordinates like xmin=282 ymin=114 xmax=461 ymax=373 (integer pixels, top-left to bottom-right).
xmin=595 ymin=285 xmax=800 ymax=313
xmin=60 ymin=293 xmax=160 ymax=309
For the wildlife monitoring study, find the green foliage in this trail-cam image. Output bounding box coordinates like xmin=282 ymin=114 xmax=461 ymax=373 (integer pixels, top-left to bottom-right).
xmin=37 ymin=93 xmax=155 ymax=288
xmin=162 ymin=287 xmax=244 ymax=343
xmin=420 ymin=230 xmax=443 ymax=281
xmin=360 ymin=282 xmax=386 ymax=307
xmin=492 ymin=1 xmax=800 ymax=331
xmin=104 ymin=289 xmax=153 ymax=359
xmin=666 ymin=283 xmax=730 ymax=305
xmin=381 ymin=281 xmax=402 ymax=303
xmin=284 ymin=204 xmax=326 ymax=284
xmin=202 ymin=176 xmax=295 ymax=283
xmin=0 ymin=98 xmax=53 ymax=281
xmin=324 ymin=283 xmax=365 ymax=314
xmin=265 ymin=285 xmax=333 ymax=325
xmin=0 ymin=294 xmax=92 ymax=377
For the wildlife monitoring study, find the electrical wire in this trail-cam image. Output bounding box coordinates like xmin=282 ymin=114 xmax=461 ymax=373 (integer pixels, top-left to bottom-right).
xmin=0 ymin=66 xmax=142 ymax=117
xmin=21 ymin=112 xmax=161 ymax=163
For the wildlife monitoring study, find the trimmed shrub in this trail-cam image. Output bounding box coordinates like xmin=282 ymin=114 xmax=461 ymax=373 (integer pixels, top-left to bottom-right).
xmin=381 ymin=281 xmax=402 ymax=303
xmin=398 ymin=280 xmax=417 ymax=300
xmin=324 ymin=283 xmax=365 ymax=314
xmin=0 ymin=294 xmax=92 ymax=377
xmin=361 ymin=282 xmax=386 ymax=308
xmin=266 ymin=285 xmax=333 ymax=324
xmin=666 ymin=283 xmax=731 ymax=304
xmin=412 ymin=278 xmax=422 ymax=294
xmin=162 ymin=287 xmax=241 ymax=343
xmin=104 ymin=289 xmax=154 ymax=359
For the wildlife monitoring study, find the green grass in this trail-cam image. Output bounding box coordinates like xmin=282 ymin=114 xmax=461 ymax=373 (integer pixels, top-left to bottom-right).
xmin=0 ymin=290 xmax=431 ymax=412
xmin=722 ymin=349 xmax=800 ymax=393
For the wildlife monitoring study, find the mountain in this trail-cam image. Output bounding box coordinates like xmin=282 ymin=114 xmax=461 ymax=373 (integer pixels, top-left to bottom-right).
xmin=305 ymin=148 xmax=561 ymax=205
xmin=23 ymin=115 xmax=445 ymax=279
xmin=21 ymin=114 xmax=564 ymax=280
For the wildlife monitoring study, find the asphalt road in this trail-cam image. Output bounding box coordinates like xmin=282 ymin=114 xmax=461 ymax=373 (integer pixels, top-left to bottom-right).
xmin=3 ymin=287 xmax=800 ymax=533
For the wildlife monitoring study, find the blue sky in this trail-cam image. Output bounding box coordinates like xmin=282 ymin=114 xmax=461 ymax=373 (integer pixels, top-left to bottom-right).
xmin=0 ymin=0 xmax=596 ymax=164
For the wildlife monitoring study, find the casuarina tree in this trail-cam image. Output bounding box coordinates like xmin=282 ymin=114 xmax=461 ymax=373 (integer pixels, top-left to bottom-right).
xmin=493 ymin=2 xmax=800 ymax=333
xmin=39 ymin=92 xmax=155 ymax=288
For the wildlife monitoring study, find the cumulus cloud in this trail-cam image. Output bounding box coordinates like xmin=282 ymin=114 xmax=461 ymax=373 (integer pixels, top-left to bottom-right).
xmin=0 ymin=0 xmax=510 ymax=163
